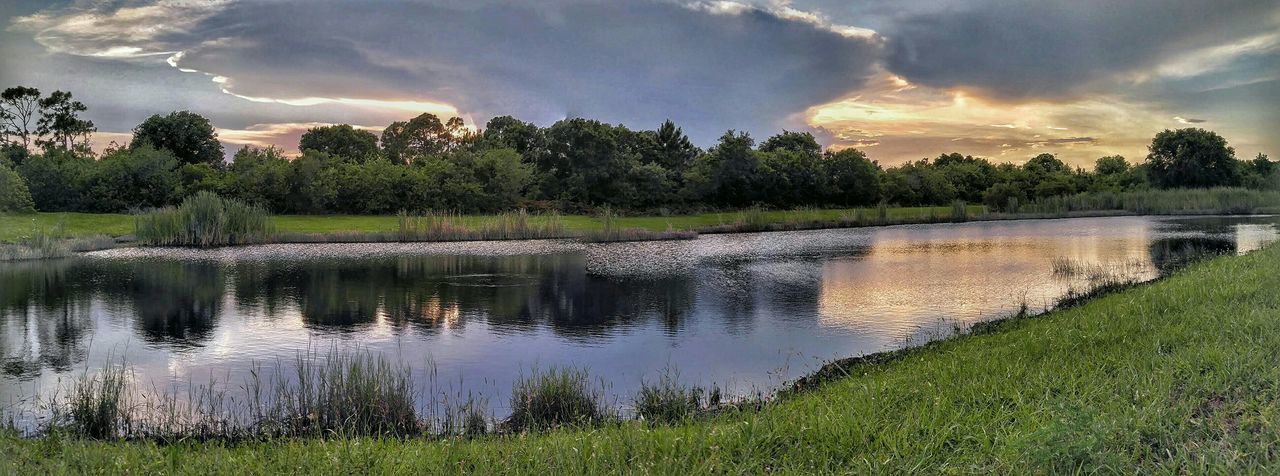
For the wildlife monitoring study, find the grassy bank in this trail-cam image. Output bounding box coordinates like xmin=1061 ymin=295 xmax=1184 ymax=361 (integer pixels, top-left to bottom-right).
xmin=1 ymin=187 xmax=1277 ymax=249
xmin=4 ymin=242 xmax=1280 ymax=472
xmin=0 ymin=205 xmax=978 ymax=244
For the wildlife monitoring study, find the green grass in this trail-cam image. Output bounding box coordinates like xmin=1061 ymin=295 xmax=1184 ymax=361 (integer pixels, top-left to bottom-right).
xmin=0 ymin=206 xmax=977 ymax=244
xmin=2 ymin=187 xmax=1276 ymax=246
xmin=0 ymin=212 xmax=133 ymax=243
xmin=5 ymin=243 xmax=1280 ymax=473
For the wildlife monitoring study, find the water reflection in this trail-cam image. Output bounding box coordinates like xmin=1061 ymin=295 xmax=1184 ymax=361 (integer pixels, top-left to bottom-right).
xmin=0 ymin=215 xmax=1275 ymax=411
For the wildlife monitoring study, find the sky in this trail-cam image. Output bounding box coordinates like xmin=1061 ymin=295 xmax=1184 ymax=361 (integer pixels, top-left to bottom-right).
xmin=0 ymin=0 xmax=1276 ymax=167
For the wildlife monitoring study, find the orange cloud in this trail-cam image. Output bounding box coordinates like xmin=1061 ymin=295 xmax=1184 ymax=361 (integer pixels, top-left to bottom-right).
xmin=806 ymin=73 xmax=1180 ymax=167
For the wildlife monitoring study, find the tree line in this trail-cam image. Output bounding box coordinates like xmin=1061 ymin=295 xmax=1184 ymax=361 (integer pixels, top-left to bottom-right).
xmin=1 ymin=85 xmax=1275 ymax=214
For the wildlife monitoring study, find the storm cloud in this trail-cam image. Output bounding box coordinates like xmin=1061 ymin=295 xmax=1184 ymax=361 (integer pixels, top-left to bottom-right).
xmin=8 ymin=0 xmax=884 ymax=143
xmin=881 ymin=0 xmax=1279 ymax=100
xmin=2 ymin=0 xmax=1276 ymax=163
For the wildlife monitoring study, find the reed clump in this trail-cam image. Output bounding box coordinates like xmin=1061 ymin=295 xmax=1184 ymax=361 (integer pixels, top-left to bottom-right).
xmin=256 ymin=350 xmax=419 ymax=438
xmin=633 ymin=370 xmax=705 ymax=425
xmin=951 ymin=200 xmax=969 ymax=222
xmin=739 ymin=206 xmax=773 ymax=231
xmin=506 ymin=367 xmax=608 ymax=432
xmin=54 ymin=363 xmax=132 ymax=439
xmin=135 ymin=192 xmax=273 ymax=247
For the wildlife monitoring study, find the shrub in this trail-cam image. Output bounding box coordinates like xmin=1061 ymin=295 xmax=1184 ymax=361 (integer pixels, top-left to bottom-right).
xmin=0 ymin=165 xmax=35 ymax=213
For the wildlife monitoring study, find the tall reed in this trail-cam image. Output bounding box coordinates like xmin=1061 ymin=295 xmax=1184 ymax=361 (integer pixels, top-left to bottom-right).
xmin=506 ymin=366 xmax=608 ymax=432
xmin=397 ymin=209 xmax=566 ymax=241
xmin=1019 ymin=187 xmax=1280 ymax=216
xmin=55 ymin=363 xmax=132 ymax=439
xmin=135 ymin=192 xmax=273 ymax=247
xmin=634 ymin=370 xmax=702 ymax=425
xmin=580 ymin=207 xmax=697 ymax=242
xmin=254 ymin=349 xmax=419 ymax=437
xmin=951 ymin=200 xmax=969 ymax=222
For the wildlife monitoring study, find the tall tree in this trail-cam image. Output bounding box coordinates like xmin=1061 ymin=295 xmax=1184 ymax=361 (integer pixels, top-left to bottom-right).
xmin=824 ymin=148 xmax=882 ymax=206
xmin=35 ymin=91 xmax=95 ymax=153
xmin=0 ymin=86 xmax=41 ymax=149
xmin=1022 ymin=153 xmax=1070 ymax=176
xmin=759 ymin=130 xmax=821 ymax=158
xmin=650 ymin=119 xmax=699 ymax=171
xmin=1094 ymin=155 xmax=1130 ymax=175
xmin=381 ymin=113 xmax=467 ymax=163
xmin=299 ymin=124 xmax=379 ymax=162
xmin=1145 ymin=128 xmax=1239 ymax=188
xmin=131 ymin=111 xmax=224 ymax=166
xmin=482 ymin=116 xmax=542 ymax=157
xmin=703 ymin=130 xmax=761 ymax=206
xmin=541 ymin=118 xmax=642 ymax=206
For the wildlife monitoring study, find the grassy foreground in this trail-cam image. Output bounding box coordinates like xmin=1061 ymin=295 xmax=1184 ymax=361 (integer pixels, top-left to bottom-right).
xmin=5 ymin=246 xmax=1280 ymax=473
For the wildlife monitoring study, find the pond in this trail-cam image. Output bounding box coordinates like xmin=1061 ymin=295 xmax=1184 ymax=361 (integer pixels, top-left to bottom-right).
xmin=1 ymin=215 xmax=1277 ymax=421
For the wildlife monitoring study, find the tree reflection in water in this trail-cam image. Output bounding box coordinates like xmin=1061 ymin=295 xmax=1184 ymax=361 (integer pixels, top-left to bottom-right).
xmin=0 ymin=215 xmax=1270 ymax=384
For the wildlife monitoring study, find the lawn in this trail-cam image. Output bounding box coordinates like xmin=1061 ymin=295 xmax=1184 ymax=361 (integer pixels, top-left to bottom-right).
xmin=4 ymin=242 xmax=1278 ymax=473
xmin=0 ymin=212 xmax=134 ymax=243
xmin=0 ymin=205 xmax=982 ymax=243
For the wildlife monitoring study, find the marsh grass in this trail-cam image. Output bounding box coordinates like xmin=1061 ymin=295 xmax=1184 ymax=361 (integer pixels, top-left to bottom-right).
xmin=1017 ymin=187 xmax=1280 ymax=215
xmin=1050 ymin=257 xmax=1150 ymax=282
xmin=393 ymin=209 xmax=568 ymax=242
xmin=53 ymin=362 xmax=132 ymax=440
xmin=0 ymin=217 xmax=122 ymax=260
xmin=699 ymin=203 xmax=979 ymax=234
xmin=135 ymin=192 xmax=273 ymax=247
xmin=439 ymin=397 xmax=490 ymax=438
xmin=634 ymin=370 xmax=709 ymax=425
xmin=951 ymin=200 xmax=969 ymax=222
xmin=254 ymin=349 xmax=419 ymax=438
xmin=0 ymin=218 xmax=71 ymax=261
xmin=580 ymin=207 xmax=698 ymax=242
xmin=506 ymin=367 xmax=610 ymax=432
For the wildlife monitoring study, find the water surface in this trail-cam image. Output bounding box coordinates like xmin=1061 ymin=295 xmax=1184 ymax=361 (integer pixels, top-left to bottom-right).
xmin=2 ymin=215 xmax=1276 ymax=418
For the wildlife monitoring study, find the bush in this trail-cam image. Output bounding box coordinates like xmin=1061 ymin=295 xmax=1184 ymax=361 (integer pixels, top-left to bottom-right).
xmin=85 ymin=146 xmax=181 ymax=212
xmin=507 ymin=367 xmax=606 ymax=432
xmin=15 ymin=151 xmax=91 ymax=211
xmin=0 ymin=166 xmax=35 ymax=213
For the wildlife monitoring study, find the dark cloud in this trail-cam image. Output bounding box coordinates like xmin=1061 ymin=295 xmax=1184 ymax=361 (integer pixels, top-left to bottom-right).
xmin=882 ymin=0 xmax=1279 ymax=100
xmin=12 ymin=0 xmax=883 ymax=144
